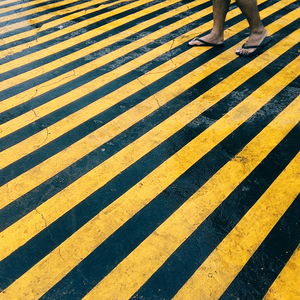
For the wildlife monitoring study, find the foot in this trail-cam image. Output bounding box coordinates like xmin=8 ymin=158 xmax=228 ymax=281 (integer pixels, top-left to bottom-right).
xmin=188 ymin=32 xmax=224 ymax=46
xmin=236 ymin=28 xmax=268 ymax=56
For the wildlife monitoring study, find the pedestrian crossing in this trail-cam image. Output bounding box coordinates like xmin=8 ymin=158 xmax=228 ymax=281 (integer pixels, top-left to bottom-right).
xmin=0 ymin=0 xmax=299 ymax=298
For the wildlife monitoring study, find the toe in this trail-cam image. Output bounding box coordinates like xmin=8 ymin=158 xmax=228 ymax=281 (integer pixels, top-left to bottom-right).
xmin=235 ymin=47 xmax=242 ymax=54
xmin=236 ymin=47 xmax=255 ymax=56
xmin=188 ymin=38 xmax=202 ymax=46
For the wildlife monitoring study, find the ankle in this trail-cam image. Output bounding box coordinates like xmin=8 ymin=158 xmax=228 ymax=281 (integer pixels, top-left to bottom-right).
xmin=250 ymin=26 xmax=266 ymax=36
xmin=210 ymin=29 xmax=224 ymax=40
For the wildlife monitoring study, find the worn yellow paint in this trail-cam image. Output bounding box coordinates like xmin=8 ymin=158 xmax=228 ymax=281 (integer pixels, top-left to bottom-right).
xmin=0 ymin=0 xmax=213 ymax=114
xmin=0 ymin=0 xmax=89 ymax=23
xmin=0 ymin=0 xmax=290 ymax=115
xmin=0 ymin=18 xmax=298 ymax=208
xmin=1 ymin=55 xmax=298 ymax=262
xmin=173 ymin=158 xmax=300 ymax=300
xmin=84 ymin=107 xmax=300 ymax=299
xmin=1 ymin=83 xmax=299 ymax=299
xmin=0 ymin=0 xmax=19 ymax=6
xmin=0 ymin=0 xmax=105 ymax=35
xmin=0 ymin=0 xmax=70 ymax=13
xmin=1 ymin=0 xmax=292 ymax=140
xmin=264 ymin=248 xmax=300 ymax=300
xmin=0 ymin=0 xmax=299 ymax=298
xmin=0 ymin=0 xmax=186 ymax=76
xmin=1 ymin=0 xmax=38 ymax=6
xmin=0 ymin=0 xmax=119 ymax=41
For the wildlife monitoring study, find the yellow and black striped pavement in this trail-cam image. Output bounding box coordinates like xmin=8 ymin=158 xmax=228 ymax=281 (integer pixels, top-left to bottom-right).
xmin=0 ymin=0 xmax=299 ymax=297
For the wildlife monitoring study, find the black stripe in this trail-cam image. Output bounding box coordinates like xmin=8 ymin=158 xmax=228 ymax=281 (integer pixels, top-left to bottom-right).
xmin=41 ymin=116 xmax=300 ymax=298
xmin=0 ymin=30 xmax=298 ymax=230
xmin=220 ymin=195 xmax=300 ymax=300
xmin=133 ymin=187 xmax=300 ymax=300
xmin=0 ymin=0 xmax=63 ymax=10
xmin=0 ymin=15 xmax=298 ymax=182
xmin=0 ymin=0 xmax=126 ymax=17
xmin=0 ymin=0 xmax=141 ymax=47
xmin=0 ymin=9 xmax=212 ymax=133
xmin=0 ymin=0 xmax=93 ymax=27
xmin=0 ymin=0 xmax=90 ymax=17
xmin=0 ymin=12 xmax=216 ymax=128
xmin=0 ymin=0 xmax=205 ymax=88
xmin=0 ymin=68 xmax=298 ymax=292
xmin=0 ymin=0 xmax=181 ymax=67
xmin=0 ymin=0 xmax=286 ymax=100
xmin=0 ymin=0 xmax=67 ymax=9
xmin=0 ymin=1 xmax=294 ymax=141
xmin=0 ymin=1 xmax=293 ymax=140
xmin=0 ymin=0 xmax=41 ymax=9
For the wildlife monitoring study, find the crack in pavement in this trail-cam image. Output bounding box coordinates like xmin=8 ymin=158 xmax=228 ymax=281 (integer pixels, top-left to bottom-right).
xmin=35 ymin=207 xmax=65 ymax=261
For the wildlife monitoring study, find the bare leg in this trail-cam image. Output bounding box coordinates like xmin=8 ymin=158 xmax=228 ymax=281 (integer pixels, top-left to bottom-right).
xmin=235 ymin=0 xmax=267 ymax=55
xmin=189 ymin=0 xmax=230 ymax=46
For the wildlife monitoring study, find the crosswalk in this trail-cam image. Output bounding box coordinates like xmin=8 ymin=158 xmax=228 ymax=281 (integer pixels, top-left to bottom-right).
xmin=0 ymin=0 xmax=299 ymax=298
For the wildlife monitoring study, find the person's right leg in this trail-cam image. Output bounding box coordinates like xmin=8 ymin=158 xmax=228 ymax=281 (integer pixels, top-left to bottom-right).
xmin=189 ymin=0 xmax=230 ymax=46
xmin=235 ymin=0 xmax=267 ymax=55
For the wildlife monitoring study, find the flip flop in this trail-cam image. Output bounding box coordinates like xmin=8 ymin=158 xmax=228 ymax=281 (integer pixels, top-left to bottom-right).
xmin=236 ymin=36 xmax=272 ymax=57
xmin=188 ymin=37 xmax=224 ymax=47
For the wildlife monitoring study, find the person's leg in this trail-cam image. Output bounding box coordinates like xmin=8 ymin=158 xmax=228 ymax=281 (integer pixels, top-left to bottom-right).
xmin=235 ymin=0 xmax=268 ymax=55
xmin=189 ymin=0 xmax=230 ymax=46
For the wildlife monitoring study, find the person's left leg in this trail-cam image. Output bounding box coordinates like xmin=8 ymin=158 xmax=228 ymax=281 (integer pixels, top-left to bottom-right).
xmin=235 ymin=0 xmax=268 ymax=55
xmin=188 ymin=0 xmax=230 ymax=46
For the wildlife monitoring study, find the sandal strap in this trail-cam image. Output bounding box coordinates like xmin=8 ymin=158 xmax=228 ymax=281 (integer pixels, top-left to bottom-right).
xmin=193 ymin=37 xmax=222 ymax=46
xmin=242 ymin=44 xmax=260 ymax=49
xmin=241 ymin=36 xmax=271 ymax=49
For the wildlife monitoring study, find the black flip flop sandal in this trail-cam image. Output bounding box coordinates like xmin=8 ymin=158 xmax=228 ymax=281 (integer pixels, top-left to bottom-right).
xmin=236 ymin=36 xmax=272 ymax=57
xmin=188 ymin=37 xmax=224 ymax=47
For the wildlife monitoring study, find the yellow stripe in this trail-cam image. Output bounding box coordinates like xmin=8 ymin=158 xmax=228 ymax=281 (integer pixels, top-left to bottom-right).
xmin=0 ymin=0 xmax=103 ymax=35
xmin=0 ymin=0 xmax=186 ymax=75
xmin=0 ymin=0 xmax=89 ymax=22
xmin=0 ymin=95 xmax=300 ymax=299
xmin=264 ymin=248 xmax=300 ymax=300
xmin=0 ymin=0 xmax=298 ymax=297
xmin=1 ymin=0 xmax=288 ymax=109
xmin=85 ymin=143 xmax=300 ymax=300
xmin=1 ymin=69 xmax=299 ymax=300
xmin=0 ymin=20 xmax=298 ymax=209
xmin=0 ymin=12 xmax=239 ymax=163
xmin=1 ymin=0 xmax=291 ymax=134
xmin=0 ymin=0 xmax=24 ymax=6
xmin=0 ymin=0 xmax=120 ymax=38
xmin=0 ymin=3 xmax=295 ymax=146
xmin=0 ymin=18 xmax=231 ymax=144
xmin=0 ymin=0 xmax=211 ymax=114
xmin=174 ymin=157 xmax=300 ymax=300
xmin=0 ymin=0 xmax=60 ymax=13
xmin=0 ymin=0 xmax=138 ymax=50
xmin=0 ymin=0 xmax=17 ymax=5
